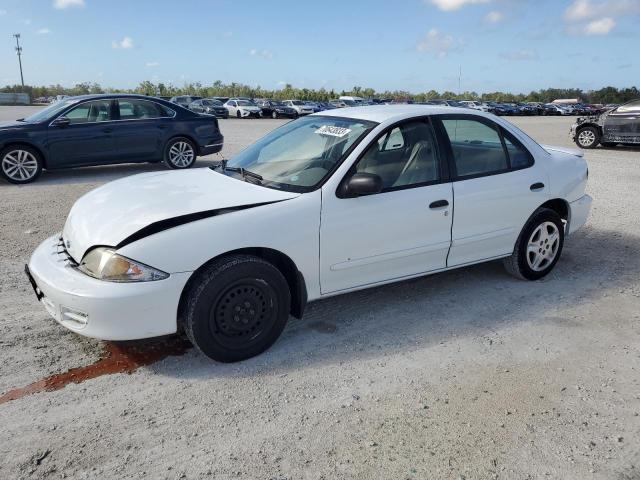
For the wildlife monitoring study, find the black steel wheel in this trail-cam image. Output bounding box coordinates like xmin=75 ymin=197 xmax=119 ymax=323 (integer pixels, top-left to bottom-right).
xmin=184 ymin=255 xmax=291 ymax=362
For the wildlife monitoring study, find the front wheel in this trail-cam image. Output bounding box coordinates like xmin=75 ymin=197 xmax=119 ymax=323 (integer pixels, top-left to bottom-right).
xmin=165 ymin=137 xmax=196 ymax=169
xmin=575 ymin=126 xmax=600 ymax=149
xmin=503 ymin=208 xmax=565 ymax=281
xmin=0 ymin=145 xmax=43 ymax=184
xmin=271 ymin=111 xmax=278 ymax=119
xmin=184 ymin=255 xmax=291 ymax=362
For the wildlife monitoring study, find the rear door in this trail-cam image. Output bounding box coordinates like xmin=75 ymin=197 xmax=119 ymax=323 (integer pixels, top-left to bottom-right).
xmin=435 ymin=115 xmax=549 ymax=266
xmin=604 ymin=100 xmax=640 ymax=144
xmin=110 ymin=98 xmax=172 ymax=162
xmin=47 ymin=99 xmax=116 ymax=167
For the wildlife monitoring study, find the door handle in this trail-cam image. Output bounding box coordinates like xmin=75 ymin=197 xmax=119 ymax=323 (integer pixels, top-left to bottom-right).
xmin=530 ymin=182 xmax=545 ymax=191
xmin=429 ymin=199 xmax=449 ymax=209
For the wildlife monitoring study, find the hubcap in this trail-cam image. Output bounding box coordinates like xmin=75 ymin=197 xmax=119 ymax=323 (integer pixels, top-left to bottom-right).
xmin=168 ymin=141 xmax=194 ymax=167
xmin=2 ymin=149 xmax=38 ymax=181
xmin=578 ymin=130 xmax=596 ymax=147
xmin=526 ymin=221 xmax=560 ymax=272
xmin=210 ymin=280 xmax=276 ymax=349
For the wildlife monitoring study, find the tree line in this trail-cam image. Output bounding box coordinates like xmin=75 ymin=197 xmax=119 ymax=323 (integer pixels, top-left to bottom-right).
xmin=2 ymin=81 xmax=638 ymax=104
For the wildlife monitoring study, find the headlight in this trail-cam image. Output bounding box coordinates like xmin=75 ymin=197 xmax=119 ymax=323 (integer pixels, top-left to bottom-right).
xmin=77 ymin=247 xmax=169 ymax=282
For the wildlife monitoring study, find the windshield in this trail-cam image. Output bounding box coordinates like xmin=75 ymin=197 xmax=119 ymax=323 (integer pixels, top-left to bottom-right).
xmin=225 ymin=115 xmax=376 ymax=192
xmin=237 ymin=100 xmax=254 ymax=106
xmin=271 ymin=101 xmax=284 ymax=106
xmin=291 ymin=100 xmax=304 ymax=105
xmin=203 ymin=99 xmax=222 ymax=106
xmin=23 ymin=98 xmax=81 ymax=123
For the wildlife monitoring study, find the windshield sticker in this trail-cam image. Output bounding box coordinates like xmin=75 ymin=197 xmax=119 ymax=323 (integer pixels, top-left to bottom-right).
xmin=315 ymin=125 xmax=351 ymax=137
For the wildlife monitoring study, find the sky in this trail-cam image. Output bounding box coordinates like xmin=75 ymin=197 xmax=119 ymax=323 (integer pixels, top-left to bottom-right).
xmin=0 ymin=0 xmax=639 ymax=94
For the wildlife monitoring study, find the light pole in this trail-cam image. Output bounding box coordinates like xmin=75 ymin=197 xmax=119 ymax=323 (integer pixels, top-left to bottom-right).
xmin=14 ymin=33 xmax=24 ymax=89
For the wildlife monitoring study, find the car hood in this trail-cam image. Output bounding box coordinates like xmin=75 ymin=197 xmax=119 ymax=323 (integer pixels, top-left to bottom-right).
xmin=541 ymin=144 xmax=584 ymax=158
xmin=0 ymin=120 xmax=29 ymax=130
xmin=62 ymin=168 xmax=299 ymax=262
xmin=238 ymin=106 xmax=261 ymax=111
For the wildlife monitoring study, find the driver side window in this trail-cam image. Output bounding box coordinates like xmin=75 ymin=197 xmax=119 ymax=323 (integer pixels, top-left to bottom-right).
xmin=65 ymin=100 xmax=112 ymax=124
xmin=354 ymin=120 xmax=440 ymax=190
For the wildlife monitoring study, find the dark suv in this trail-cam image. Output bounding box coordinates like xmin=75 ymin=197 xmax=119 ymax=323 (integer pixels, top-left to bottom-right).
xmin=571 ymin=99 xmax=640 ymax=149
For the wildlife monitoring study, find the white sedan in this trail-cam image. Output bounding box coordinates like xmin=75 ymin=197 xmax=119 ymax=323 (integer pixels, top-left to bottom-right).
xmin=27 ymin=105 xmax=592 ymax=362
xmin=223 ymin=99 xmax=262 ymax=118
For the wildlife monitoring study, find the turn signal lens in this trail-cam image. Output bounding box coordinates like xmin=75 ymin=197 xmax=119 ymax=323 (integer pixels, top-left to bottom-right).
xmin=77 ymin=247 xmax=169 ymax=282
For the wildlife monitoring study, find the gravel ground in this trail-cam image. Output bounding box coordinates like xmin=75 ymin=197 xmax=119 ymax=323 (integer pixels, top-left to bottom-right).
xmin=0 ymin=107 xmax=639 ymax=480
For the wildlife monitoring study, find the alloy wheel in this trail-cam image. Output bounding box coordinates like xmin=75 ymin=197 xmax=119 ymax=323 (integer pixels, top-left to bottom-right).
xmin=168 ymin=141 xmax=194 ymax=168
xmin=526 ymin=221 xmax=560 ymax=271
xmin=2 ymin=149 xmax=39 ymax=182
xmin=578 ymin=129 xmax=596 ymax=147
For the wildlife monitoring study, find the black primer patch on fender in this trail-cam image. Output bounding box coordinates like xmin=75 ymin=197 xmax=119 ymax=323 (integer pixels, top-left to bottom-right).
xmin=116 ymin=200 xmax=288 ymax=249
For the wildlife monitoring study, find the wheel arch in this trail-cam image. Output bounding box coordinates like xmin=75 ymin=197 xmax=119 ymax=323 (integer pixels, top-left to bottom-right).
xmin=576 ymin=122 xmax=602 ymax=135
xmin=177 ymin=247 xmax=308 ymax=329
xmin=1 ymin=141 xmax=48 ymax=168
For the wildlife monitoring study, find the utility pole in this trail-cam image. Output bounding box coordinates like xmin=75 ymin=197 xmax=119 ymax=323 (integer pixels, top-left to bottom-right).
xmin=14 ymin=33 xmax=24 ymax=89
xmin=458 ymin=65 xmax=462 ymax=96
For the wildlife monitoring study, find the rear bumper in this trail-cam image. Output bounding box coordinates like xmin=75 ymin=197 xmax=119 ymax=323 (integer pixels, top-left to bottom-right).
xmin=199 ymin=141 xmax=223 ymax=156
xmin=27 ymin=235 xmax=191 ymax=340
xmin=568 ymin=194 xmax=592 ymax=235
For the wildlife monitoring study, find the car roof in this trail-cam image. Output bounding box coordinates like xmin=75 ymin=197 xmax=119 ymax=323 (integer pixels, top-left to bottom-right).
xmin=312 ymin=104 xmax=477 ymax=123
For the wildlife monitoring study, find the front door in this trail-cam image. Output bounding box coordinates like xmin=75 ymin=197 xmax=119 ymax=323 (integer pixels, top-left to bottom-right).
xmin=320 ymin=119 xmax=453 ymax=294
xmin=47 ymin=99 xmax=115 ymax=167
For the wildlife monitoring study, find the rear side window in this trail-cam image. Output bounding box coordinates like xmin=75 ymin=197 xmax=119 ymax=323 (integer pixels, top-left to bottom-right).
xmin=503 ymin=135 xmax=533 ymax=169
xmin=118 ymin=100 xmax=172 ymax=119
xmin=442 ymin=119 xmax=508 ymax=177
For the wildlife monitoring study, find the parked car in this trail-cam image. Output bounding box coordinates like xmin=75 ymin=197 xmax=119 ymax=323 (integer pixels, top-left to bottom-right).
xmin=26 ymin=105 xmax=591 ymax=361
xmin=329 ymin=100 xmax=348 ymax=108
xmin=169 ymin=96 xmax=202 ymax=108
xmin=282 ymin=100 xmax=314 ymax=115
xmin=188 ymin=98 xmax=229 ymax=118
xmin=571 ymin=99 xmax=640 ymax=149
xmin=459 ymin=101 xmax=491 ymax=112
xmin=254 ymin=100 xmax=298 ymax=119
xmin=0 ymin=94 xmax=223 ymax=184
xmin=486 ymin=102 xmax=519 ymax=116
xmin=224 ymin=99 xmax=262 ymax=118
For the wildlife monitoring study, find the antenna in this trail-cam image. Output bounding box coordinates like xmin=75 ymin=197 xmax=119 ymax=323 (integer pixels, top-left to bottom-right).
xmin=14 ymin=33 xmax=25 ymax=88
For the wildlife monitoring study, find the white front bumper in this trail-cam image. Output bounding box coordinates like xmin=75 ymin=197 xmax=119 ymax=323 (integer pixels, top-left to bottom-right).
xmin=568 ymin=194 xmax=592 ymax=235
xmin=27 ymin=235 xmax=191 ymax=340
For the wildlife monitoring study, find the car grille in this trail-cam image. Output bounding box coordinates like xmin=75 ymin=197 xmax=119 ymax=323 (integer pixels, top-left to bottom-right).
xmin=57 ymin=236 xmax=78 ymax=266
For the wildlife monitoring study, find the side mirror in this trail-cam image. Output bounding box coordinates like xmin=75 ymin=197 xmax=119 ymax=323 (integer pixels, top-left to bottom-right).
xmin=340 ymin=172 xmax=383 ymax=198
xmin=51 ymin=116 xmax=70 ymax=128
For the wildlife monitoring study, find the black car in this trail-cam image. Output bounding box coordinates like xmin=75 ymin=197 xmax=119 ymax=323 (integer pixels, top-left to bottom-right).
xmin=169 ymin=95 xmax=203 ymax=108
xmin=0 ymin=94 xmax=223 ymax=184
xmin=253 ymin=100 xmax=298 ymax=119
xmin=188 ymin=98 xmax=229 ymax=118
xmin=571 ymin=99 xmax=640 ymax=149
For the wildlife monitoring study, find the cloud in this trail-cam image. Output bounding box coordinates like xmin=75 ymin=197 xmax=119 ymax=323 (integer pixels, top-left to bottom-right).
xmin=565 ymin=0 xmax=640 ymax=21
xmin=484 ymin=10 xmax=504 ymax=23
xmin=112 ymin=37 xmax=133 ymax=49
xmin=416 ymin=29 xmax=463 ymax=57
xmin=53 ymin=0 xmax=85 ymax=9
xmin=145 ymin=61 xmax=160 ymax=67
xmin=500 ymin=49 xmax=539 ymax=61
xmin=36 ymin=28 xmax=51 ymax=34
xmin=249 ymin=48 xmax=273 ymax=59
xmin=428 ymin=0 xmax=490 ymax=11
xmin=564 ymin=0 xmax=639 ymax=35
xmin=583 ymin=17 xmax=616 ymax=34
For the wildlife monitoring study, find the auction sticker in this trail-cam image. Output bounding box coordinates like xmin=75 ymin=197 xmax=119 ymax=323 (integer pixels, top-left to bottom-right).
xmin=315 ymin=125 xmax=351 ymax=137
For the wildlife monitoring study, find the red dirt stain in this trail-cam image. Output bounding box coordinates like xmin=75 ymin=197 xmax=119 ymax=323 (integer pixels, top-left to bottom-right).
xmin=0 ymin=336 xmax=191 ymax=405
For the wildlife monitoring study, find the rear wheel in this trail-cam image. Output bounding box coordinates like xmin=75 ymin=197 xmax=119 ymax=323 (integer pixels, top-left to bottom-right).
xmin=184 ymin=255 xmax=291 ymax=362
xmin=271 ymin=111 xmax=278 ymax=119
xmin=0 ymin=145 xmax=43 ymax=184
xmin=575 ymin=126 xmax=600 ymax=149
xmin=504 ymin=208 xmax=564 ymax=281
xmin=236 ymin=111 xmax=242 ymax=118
xmin=165 ymin=137 xmax=196 ymax=169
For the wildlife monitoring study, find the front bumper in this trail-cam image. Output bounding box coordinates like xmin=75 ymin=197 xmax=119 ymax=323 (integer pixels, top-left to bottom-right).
xmin=568 ymin=194 xmax=592 ymax=235
xmin=27 ymin=235 xmax=191 ymax=340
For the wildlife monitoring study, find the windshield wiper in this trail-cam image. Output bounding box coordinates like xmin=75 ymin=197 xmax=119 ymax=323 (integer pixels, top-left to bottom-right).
xmin=212 ymin=160 xmax=263 ymax=184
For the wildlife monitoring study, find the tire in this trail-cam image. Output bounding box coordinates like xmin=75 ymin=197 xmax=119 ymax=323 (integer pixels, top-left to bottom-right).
xmin=503 ymin=208 xmax=565 ymax=281
xmin=0 ymin=145 xmax=43 ymax=184
xmin=184 ymin=255 xmax=291 ymax=362
xmin=575 ymin=126 xmax=600 ymax=149
xmin=165 ymin=137 xmax=197 ymax=169
xmin=236 ymin=111 xmax=242 ymax=118
xmin=271 ymin=111 xmax=278 ymax=119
